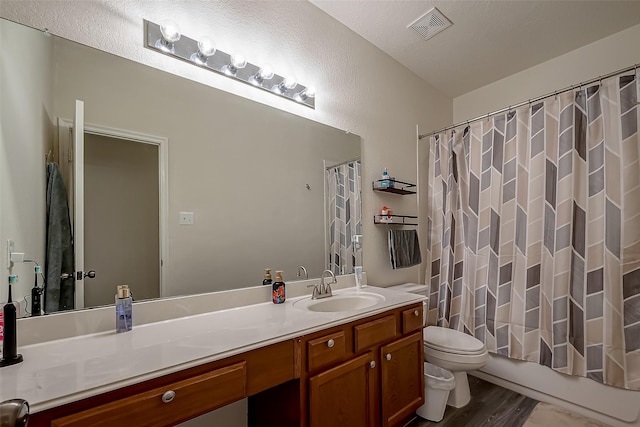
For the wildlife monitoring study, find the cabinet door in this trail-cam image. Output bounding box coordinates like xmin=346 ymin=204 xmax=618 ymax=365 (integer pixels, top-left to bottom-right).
xmin=380 ymin=332 xmax=424 ymax=427
xmin=308 ymin=352 xmax=376 ymax=427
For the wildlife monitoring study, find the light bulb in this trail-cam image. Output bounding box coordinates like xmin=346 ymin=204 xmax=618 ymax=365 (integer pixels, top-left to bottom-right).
xmin=249 ymin=64 xmax=275 ymax=85
xmin=197 ymin=37 xmax=216 ymax=57
xmin=223 ymin=53 xmax=247 ymax=76
xmin=190 ymin=36 xmax=216 ymax=65
xmin=273 ymin=76 xmax=297 ymax=94
xmin=294 ymin=86 xmax=316 ymax=102
xmin=230 ymin=54 xmax=247 ymax=69
xmin=160 ymin=20 xmax=181 ymax=43
xmin=283 ymin=77 xmax=297 ymax=90
xmin=257 ymin=65 xmax=274 ymax=80
xmin=155 ymin=19 xmax=181 ymax=53
xmin=302 ymin=86 xmax=316 ymax=98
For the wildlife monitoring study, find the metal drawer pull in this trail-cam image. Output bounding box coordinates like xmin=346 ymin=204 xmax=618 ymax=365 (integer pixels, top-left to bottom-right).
xmin=327 ymin=339 xmax=335 ymax=348
xmin=414 ymin=310 xmax=420 ymax=316
xmin=370 ymin=360 xmax=376 ymax=368
xmin=386 ymin=353 xmax=392 ymax=361
xmin=162 ymin=390 xmax=176 ymax=403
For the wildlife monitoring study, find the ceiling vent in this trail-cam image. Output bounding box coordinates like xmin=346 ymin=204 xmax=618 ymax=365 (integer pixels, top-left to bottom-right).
xmin=408 ymin=7 xmax=452 ymax=41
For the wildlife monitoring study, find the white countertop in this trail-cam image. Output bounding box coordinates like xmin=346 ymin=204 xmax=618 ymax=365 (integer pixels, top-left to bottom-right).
xmin=0 ymin=286 xmax=424 ymax=413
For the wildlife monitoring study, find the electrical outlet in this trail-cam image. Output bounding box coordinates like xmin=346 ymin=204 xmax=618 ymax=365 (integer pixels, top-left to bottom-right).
xmin=179 ymin=212 xmax=194 ymax=225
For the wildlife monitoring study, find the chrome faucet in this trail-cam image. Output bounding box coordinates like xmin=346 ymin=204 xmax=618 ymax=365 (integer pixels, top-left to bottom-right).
xmin=307 ymin=269 xmax=337 ymax=300
xmin=297 ymin=265 xmax=308 ymax=280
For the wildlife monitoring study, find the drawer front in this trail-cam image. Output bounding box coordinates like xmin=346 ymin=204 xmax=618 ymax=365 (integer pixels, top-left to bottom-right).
xmin=354 ymin=315 xmax=397 ymax=352
xmin=402 ymin=305 xmax=423 ymax=334
xmin=307 ymin=331 xmax=346 ymax=372
xmin=52 ymin=362 xmax=247 ymax=427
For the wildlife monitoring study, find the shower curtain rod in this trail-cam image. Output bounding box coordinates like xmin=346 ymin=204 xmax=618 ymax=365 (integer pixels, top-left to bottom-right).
xmin=418 ymin=62 xmax=639 ymax=140
xmin=325 ymin=157 xmax=361 ymax=169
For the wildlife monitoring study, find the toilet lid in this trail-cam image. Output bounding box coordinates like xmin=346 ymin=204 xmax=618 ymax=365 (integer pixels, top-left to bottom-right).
xmin=423 ymin=326 xmax=486 ymax=354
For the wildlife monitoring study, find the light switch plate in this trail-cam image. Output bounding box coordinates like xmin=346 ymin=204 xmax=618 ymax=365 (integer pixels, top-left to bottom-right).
xmin=179 ymin=212 xmax=194 ymax=225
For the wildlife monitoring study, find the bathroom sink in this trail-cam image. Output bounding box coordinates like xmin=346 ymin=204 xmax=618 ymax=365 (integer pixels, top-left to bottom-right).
xmin=293 ymin=292 xmax=385 ymax=313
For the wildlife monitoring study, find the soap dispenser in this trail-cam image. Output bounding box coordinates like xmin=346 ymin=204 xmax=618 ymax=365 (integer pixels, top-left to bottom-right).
xmin=1 ymin=275 xmax=23 ymax=367
xmin=272 ymin=271 xmax=285 ymax=304
xmin=263 ymin=268 xmax=273 ymax=286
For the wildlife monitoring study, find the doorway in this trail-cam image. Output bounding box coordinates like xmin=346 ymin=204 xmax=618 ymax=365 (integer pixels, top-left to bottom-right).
xmin=83 ymin=133 xmax=160 ymax=307
xmin=57 ymin=118 xmax=168 ymax=309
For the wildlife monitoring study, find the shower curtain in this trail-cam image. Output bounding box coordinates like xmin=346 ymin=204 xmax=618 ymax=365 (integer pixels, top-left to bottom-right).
xmin=327 ymin=160 xmax=362 ymax=275
xmin=425 ymin=72 xmax=640 ymax=390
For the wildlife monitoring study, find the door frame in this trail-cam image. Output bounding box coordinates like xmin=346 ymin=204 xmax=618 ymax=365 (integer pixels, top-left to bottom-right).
xmin=58 ymin=118 xmax=169 ymax=304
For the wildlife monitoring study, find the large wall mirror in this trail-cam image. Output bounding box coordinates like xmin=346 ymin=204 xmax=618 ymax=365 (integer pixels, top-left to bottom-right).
xmin=0 ymin=18 xmax=362 ymax=318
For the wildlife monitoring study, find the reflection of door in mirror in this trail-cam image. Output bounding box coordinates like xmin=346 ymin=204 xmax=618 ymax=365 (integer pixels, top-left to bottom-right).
xmin=57 ymin=115 xmax=165 ymax=310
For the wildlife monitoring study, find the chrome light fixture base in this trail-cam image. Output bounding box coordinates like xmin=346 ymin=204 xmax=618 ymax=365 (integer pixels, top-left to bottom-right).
xmin=144 ymin=20 xmax=315 ymax=109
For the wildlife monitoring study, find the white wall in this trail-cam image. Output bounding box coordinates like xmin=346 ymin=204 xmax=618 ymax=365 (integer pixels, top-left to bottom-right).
xmin=0 ymin=1 xmax=453 ymax=290
xmin=454 ymin=23 xmax=640 ymax=122
xmin=453 ymin=22 xmax=640 ymax=427
xmin=0 ymin=18 xmax=53 ymax=312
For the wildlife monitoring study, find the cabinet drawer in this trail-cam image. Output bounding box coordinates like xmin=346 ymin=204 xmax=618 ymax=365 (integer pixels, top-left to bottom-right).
xmin=354 ymin=315 xmax=396 ymax=352
xmin=308 ymin=331 xmax=346 ymax=372
xmin=402 ymin=305 xmax=423 ymax=334
xmin=52 ymin=361 xmax=247 ymax=427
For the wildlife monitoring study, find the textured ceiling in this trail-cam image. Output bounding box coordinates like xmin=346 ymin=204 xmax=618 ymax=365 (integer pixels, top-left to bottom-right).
xmin=309 ymin=0 xmax=640 ymax=97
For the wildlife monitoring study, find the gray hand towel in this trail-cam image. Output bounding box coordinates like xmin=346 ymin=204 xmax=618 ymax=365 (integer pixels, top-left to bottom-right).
xmin=388 ymin=229 xmax=422 ymax=269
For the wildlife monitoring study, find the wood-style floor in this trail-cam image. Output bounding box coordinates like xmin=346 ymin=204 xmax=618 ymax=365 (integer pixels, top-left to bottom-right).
xmin=407 ymin=376 xmax=539 ymax=427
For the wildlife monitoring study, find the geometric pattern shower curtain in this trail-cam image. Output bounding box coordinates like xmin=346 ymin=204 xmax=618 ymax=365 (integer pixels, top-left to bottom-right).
xmin=327 ymin=160 xmax=362 ymax=275
xmin=425 ymin=71 xmax=639 ymax=390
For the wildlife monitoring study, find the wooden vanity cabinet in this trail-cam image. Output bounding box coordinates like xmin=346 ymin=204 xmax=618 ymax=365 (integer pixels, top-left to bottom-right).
xmin=250 ymin=302 xmax=424 ymax=427
xmin=30 ymin=302 xmax=423 ymax=427
xmin=307 ymin=304 xmax=424 ymax=427
xmin=30 ymin=339 xmax=295 ymax=427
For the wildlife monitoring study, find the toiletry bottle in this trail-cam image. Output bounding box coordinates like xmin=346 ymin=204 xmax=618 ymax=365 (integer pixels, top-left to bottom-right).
xmin=1 ymin=275 xmax=23 ymax=367
xmin=263 ymin=268 xmax=273 ymax=286
xmin=381 ymin=167 xmax=390 ymax=188
xmin=272 ymin=271 xmax=285 ymax=304
xmin=31 ymin=266 xmax=42 ymax=316
xmin=354 ymin=266 xmax=364 ymax=289
xmin=115 ymin=285 xmax=133 ymax=333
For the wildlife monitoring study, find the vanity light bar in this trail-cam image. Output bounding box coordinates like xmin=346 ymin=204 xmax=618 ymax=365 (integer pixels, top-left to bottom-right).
xmin=144 ymin=20 xmax=315 ymax=109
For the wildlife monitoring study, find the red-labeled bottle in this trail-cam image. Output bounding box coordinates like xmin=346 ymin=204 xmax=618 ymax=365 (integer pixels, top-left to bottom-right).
xmin=272 ymin=271 xmax=285 ymax=304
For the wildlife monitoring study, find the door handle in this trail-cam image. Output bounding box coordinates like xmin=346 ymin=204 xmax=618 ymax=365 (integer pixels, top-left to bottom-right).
xmin=60 ymin=271 xmax=96 ymax=281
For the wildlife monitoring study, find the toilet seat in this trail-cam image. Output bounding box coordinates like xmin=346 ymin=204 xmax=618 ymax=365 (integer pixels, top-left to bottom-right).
xmin=423 ymin=326 xmax=486 ymax=355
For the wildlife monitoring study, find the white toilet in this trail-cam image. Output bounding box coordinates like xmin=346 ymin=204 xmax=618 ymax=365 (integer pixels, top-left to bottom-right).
xmin=389 ymin=283 xmax=489 ymax=408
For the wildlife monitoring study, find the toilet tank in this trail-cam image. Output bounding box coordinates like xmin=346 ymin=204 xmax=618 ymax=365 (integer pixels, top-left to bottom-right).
xmin=389 ymin=283 xmax=428 ymax=325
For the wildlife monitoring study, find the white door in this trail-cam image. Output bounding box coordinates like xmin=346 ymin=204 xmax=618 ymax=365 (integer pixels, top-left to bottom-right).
xmin=73 ymin=99 xmax=86 ymax=309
